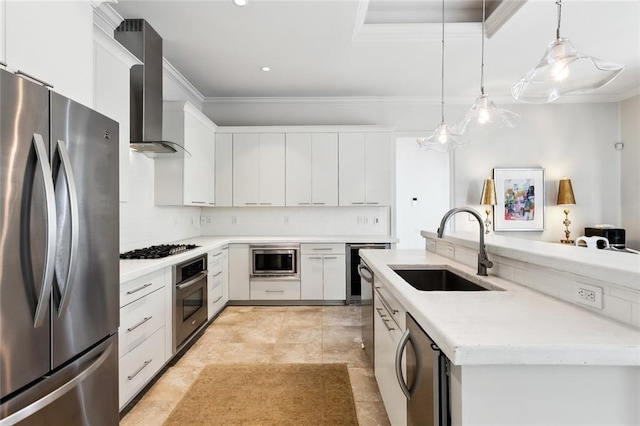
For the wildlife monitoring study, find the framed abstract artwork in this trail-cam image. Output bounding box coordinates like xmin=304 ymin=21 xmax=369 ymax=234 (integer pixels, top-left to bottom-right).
xmin=493 ymin=167 xmax=545 ymax=231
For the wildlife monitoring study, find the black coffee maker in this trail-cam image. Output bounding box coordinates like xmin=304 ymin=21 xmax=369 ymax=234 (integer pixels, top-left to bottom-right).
xmin=585 ymin=227 xmax=626 ymax=249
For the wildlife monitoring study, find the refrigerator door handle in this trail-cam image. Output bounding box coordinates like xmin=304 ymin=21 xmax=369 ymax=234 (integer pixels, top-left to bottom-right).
xmin=395 ymin=328 xmax=412 ymax=400
xmin=32 ymin=133 xmax=56 ymax=328
xmin=54 ymin=140 xmax=79 ymax=318
xmin=0 ymin=341 xmax=114 ymax=426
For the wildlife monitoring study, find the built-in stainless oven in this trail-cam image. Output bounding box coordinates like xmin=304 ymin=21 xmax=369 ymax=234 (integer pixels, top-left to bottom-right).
xmin=250 ymin=244 xmax=300 ymax=279
xmin=173 ymin=254 xmax=208 ymax=353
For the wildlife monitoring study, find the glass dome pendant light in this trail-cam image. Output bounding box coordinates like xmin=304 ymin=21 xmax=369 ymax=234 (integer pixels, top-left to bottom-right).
xmin=457 ymin=0 xmax=519 ymax=134
xmin=417 ymin=0 xmax=463 ymax=152
xmin=511 ymin=0 xmax=624 ymax=103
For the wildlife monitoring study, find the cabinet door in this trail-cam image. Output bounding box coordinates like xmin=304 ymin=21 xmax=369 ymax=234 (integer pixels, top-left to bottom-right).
xmin=215 ymin=134 xmax=233 ymax=207
xmin=285 ymin=133 xmax=312 ymax=206
xmin=312 ymin=133 xmax=338 ymax=206
xmin=322 ymin=255 xmax=346 ymax=300
xmin=5 ymin=1 xmax=93 ymax=106
xmin=365 ymin=132 xmax=392 ymax=206
xmin=374 ymin=294 xmax=407 ymax=426
xmin=258 ymin=133 xmax=285 ymax=206
xmin=228 ymin=244 xmax=250 ymax=300
xmin=183 ymin=113 xmax=214 ymax=205
xmin=232 ymin=133 xmax=260 ymax=206
xmin=301 ymin=255 xmax=324 ymax=300
xmin=338 ymin=133 xmax=366 ymax=206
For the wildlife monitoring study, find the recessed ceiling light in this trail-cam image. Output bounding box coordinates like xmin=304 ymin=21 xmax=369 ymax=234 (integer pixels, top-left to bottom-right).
xmin=233 ymin=0 xmax=247 ymax=7
xmin=261 ymin=66 xmax=271 ymax=72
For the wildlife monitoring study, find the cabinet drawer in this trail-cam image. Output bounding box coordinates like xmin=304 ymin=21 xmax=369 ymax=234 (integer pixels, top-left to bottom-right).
xmin=300 ymin=243 xmax=345 ymax=255
xmin=120 ymin=269 xmax=165 ymax=308
xmin=208 ymin=250 xmax=224 ymax=274
xmin=119 ymin=327 xmax=165 ymax=409
xmin=250 ymin=280 xmax=300 ymax=300
xmin=119 ymin=288 xmax=165 ymax=358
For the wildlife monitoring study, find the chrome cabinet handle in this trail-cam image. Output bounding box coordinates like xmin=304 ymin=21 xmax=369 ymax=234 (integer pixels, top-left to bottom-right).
xmin=212 ymin=271 xmax=223 ymax=277
xmin=298 ymin=202 xmax=310 ymax=205
xmin=375 ymin=307 xmax=387 ymax=318
xmin=259 ymin=202 xmax=272 ymax=205
xmin=265 ymin=290 xmax=284 ymax=293
xmin=382 ymin=318 xmax=395 ymax=331
xmin=127 ymin=359 xmax=152 ymax=381
xmin=366 ymin=202 xmax=380 ymax=205
xmin=32 ymin=134 xmax=56 ymax=328
xmin=176 ymin=271 xmax=207 ymax=290
xmin=212 ymin=295 xmax=223 ymax=303
xmin=324 ymin=256 xmax=338 ymax=260
xmin=126 ymin=282 xmax=152 ymax=295
xmin=313 ymin=248 xmax=332 ymax=251
xmin=245 ymin=202 xmax=258 ymax=205
xmin=55 ymin=140 xmax=79 ymax=318
xmin=308 ymin=256 xmax=322 ymax=260
xmin=375 ymin=288 xmax=399 ymax=315
xmin=191 ymin=201 xmax=206 ymax=204
xmin=0 ymin=341 xmax=113 ymax=425
xmin=210 ymin=252 xmax=222 ymax=258
xmin=351 ymin=202 xmax=365 ymax=205
xmin=16 ymin=70 xmax=53 ymax=88
xmin=395 ymin=329 xmax=412 ymax=400
xmin=312 ymin=202 xmax=325 ymax=205
xmin=126 ymin=316 xmax=153 ymax=332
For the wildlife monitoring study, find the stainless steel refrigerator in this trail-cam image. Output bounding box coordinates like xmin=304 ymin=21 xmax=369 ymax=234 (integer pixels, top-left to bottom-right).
xmin=0 ymin=69 xmax=119 ymax=425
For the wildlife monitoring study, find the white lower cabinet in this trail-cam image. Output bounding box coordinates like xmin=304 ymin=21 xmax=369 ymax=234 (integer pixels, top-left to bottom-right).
xmin=208 ymin=246 xmax=229 ymax=319
xmin=300 ymin=243 xmax=346 ymax=301
xmin=374 ymin=290 xmax=407 ymax=426
xmin=119 ymin=268 xmax=170 ymax=410
xmin=250 ymin=280 xmax=301 ymax=300
xmin=229 ymin=244 xmax=250 ymax=300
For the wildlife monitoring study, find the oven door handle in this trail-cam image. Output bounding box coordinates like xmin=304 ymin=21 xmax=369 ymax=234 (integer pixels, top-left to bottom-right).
xmin=176 ymin=271 xmax=207 ymax=290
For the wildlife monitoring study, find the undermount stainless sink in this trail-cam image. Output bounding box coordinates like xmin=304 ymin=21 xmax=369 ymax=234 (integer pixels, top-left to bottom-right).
xmin=392 ymin=268 xmax=489 ymax=292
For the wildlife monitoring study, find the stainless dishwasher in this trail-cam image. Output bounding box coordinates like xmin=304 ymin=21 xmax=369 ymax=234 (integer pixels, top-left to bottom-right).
xmin=346 ymin=243 xmax=390 ymax=304
xmin=396 ymin=313 xmax=451 ymax=426
xmin=358 ymin=260 xmax=375 ymax=364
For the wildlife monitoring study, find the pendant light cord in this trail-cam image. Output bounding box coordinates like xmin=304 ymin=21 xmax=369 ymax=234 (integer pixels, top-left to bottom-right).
xmin=480 ymin=0 xmax=486 ymax=95
xmin=556 ymin=0 xmax=562 ymax=40
xmin=440 ymin=0 xmax=445 ymax=123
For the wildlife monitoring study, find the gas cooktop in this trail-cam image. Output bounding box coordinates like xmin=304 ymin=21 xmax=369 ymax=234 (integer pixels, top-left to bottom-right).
xmin=120 ymin=244 xmax=198 ymax=259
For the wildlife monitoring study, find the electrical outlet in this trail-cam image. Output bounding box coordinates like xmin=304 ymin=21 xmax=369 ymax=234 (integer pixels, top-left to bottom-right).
xmin=284 ymin=216 xmax=289 ymax=225
xmin=200 ymin=216 xmax=206 ymax=225
xmin=232 ymin=216 xmax=238 ymax=225
xmin=575 ymin=283 xmax=603 ymax=309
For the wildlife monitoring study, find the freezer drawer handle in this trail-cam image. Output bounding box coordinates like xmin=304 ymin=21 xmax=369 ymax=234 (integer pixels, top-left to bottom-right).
xmin=0 ymin=342 xmax=113 ymax=425
xmin=126 ymin=282 xmax=153 ymax=295
xmin=32 ymin=133 xmax=57 ymax=328
xmin=127 ymin=359 xmax=152 ymax=381
xmin=55 ymin=140 xmax=80 ymax=318
xmin=395 ymin=329 xmax=412 ymax=400
xmin=126 ymin=316 xmax=153 ymax=332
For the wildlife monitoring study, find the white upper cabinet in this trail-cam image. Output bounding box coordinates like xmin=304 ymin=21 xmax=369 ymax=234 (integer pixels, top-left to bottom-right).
xmin=215 ymin=134 xmax=233 ymax=207
xmin=233 ymin=133 xmax=285 ymax=206
xmin=287 ymin=133 xmax=339 ymax=207
xmin=339 ymin=132 xmax=392 ymax=206
xmin=4 ymin=0 xmax=94 ymax=106
xmin=155 ymin=101 xmax=216 ymax=206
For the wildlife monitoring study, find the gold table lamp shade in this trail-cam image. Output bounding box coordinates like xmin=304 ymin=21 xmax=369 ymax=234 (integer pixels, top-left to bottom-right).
xmin=557 ymin=178 xmax=576 ymax=205
xmin=480 ymin=179 xmax=497 ymax=205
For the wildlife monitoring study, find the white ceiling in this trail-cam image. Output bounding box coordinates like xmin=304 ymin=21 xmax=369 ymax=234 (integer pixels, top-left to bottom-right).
xmin=112 ymin=0 xmax=640 ymax=102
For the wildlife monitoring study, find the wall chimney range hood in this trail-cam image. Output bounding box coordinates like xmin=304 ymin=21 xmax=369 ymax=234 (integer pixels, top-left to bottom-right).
xmin=115 ymin=19 xmax=190 ymax=158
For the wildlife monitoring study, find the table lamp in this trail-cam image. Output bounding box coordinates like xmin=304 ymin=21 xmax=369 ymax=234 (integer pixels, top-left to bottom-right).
xmin=557 ymin=178 xmax=576 ymax=244
xmin=480 ymin=178 xmax=497 ymax=234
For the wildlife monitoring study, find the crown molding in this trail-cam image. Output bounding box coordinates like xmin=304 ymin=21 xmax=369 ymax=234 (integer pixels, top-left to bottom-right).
xmin=485 ymin=0 xmax=528 ymax=39
xmin=163 ymin=58 xmax=205 ymax=107
xmin=92 ymin=1 xmax=124 ymax=34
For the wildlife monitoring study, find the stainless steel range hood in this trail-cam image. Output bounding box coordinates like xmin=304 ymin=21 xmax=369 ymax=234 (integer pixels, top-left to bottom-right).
xmin=115 ymin=19 xmax=190 ymax=158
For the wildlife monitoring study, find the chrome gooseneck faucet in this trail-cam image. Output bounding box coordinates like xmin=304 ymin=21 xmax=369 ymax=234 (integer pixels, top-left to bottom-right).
xmin=437 ymin=207 xmax=494 ymax=276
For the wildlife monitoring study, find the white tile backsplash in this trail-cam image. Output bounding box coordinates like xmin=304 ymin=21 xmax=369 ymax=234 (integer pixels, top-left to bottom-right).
xmin=200 ymin=206 xmax=390 ymax=236
xmin=119 ymin=153 xmax=201 ymax=252
xmin=424 ymin=236 xmax=640 ymax=329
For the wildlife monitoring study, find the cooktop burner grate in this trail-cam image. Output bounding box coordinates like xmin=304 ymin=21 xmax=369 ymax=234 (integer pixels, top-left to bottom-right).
xmin=120 ymin=244 xmax=198 ymax=259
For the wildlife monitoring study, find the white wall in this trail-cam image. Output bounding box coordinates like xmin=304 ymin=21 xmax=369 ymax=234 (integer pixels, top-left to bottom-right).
xmin=200 ymin=206 xmax=390 ymax=236
xmin=395 ymin=137 xmax=450 ymax=249
xmin=620 ymin=96 xmax=640 ymax=250
xmin=119 ymin=152 xmax=201 ymax=252
xmin=451 ymin=102 xmax=621 ymax=243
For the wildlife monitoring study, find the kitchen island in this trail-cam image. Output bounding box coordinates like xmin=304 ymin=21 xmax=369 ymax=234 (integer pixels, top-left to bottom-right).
xmin=360 ymin=248 xmax=640 ymax=426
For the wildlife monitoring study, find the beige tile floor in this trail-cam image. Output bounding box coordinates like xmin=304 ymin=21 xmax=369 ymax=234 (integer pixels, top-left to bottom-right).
xmin=120 ymin=305 xmax=391 ymax=426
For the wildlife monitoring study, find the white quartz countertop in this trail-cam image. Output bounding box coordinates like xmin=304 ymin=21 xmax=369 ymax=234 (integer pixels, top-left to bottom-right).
xmin=360 ymin=249 xmax=640 ymax=367
xmin=120 ymin=235 xmax=396 ymax=282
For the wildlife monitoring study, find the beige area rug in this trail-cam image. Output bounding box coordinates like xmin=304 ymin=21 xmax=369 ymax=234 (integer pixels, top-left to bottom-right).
xmin=163 ymin=363 xmax=359 ymax=426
